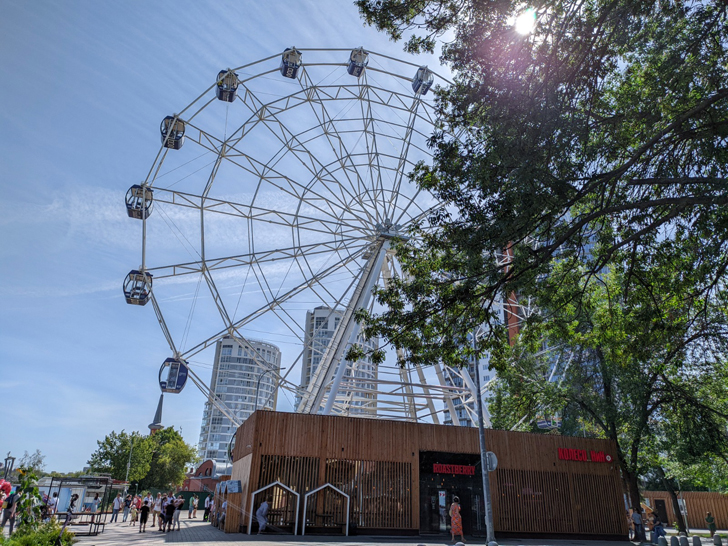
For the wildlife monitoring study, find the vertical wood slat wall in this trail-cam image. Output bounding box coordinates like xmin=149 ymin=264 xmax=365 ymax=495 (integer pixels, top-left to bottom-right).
xmin=644 ymin=491 xmax=728 ymax=530
xmin=232 ymin=411 xmax=626 ymax=536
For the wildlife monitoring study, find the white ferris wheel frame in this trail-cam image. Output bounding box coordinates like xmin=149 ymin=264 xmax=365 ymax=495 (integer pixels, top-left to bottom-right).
xmin=131 ymin=47 xmax=505 ymax=428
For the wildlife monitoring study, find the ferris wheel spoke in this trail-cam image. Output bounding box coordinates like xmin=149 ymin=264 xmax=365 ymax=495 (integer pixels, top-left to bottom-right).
xmin=183 ymin=123 xmax=368 ymax=227
xmin=153 ymin=187 xmax=366 ymax=236
xmin=234 ymin=84 xmax=377 ymax=226
xmin=389 ymin=94 xmax=422 ymax=217
xmin=297 ymin=71 xmax=381 ymax=223
xmin=179 ymin=248 xmax=364 ymax=360
xmin=147 ymin=236 xmax=369 ymax=279
xmin=358 ymin=73 xmax=389 ymax=222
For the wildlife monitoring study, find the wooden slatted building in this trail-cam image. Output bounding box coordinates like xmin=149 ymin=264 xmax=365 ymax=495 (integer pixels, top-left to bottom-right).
xmin=224 ymin=411 xmax=627 ymax=539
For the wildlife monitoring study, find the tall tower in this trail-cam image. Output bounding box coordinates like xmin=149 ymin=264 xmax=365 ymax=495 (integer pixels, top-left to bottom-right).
xmin=298 ymin=306 xmax=379 ymax=416
xmin=198 ymin=336 xmax=281 ymax=464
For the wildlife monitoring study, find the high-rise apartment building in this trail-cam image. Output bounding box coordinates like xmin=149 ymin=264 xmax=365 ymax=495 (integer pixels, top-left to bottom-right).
xmin=198 ymin=336 xmax=281 ymax=464
xmin=298 ymin=306 xmax=379 ymax=415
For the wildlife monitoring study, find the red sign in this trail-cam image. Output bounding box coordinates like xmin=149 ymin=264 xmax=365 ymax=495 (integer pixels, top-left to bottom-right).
xmin=558 ymin=448 xmax=612 ymax=463
xmin=433 ymin=463 xmax=476 ymax=475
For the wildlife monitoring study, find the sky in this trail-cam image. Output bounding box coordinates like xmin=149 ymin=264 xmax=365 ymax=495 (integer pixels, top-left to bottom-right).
xmin=0 ymin=0 xmax=448 ymax=472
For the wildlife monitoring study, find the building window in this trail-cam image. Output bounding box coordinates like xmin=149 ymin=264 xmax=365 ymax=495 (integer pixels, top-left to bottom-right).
xmin=221 ymin=345 xmax=233 ymax=356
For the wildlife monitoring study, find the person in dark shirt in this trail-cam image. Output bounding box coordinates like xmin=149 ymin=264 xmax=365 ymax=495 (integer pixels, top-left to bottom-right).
xmin=164 ymin=495 xmax=176 ymax=533
xmin=139 ymin=500 xmax=150 ymax=533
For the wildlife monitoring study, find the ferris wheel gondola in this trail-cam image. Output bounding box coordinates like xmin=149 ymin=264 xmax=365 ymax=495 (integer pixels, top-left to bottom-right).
xmin=159 ymin=358 xmax=189 ymax=394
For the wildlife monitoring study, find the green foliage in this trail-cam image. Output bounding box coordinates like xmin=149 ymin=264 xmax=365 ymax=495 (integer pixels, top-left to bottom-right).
xmin=488 ymin=255 xmax=728 ymax=507
xmin=354 ymin=0 xmax=728 ymax=376
xmin=87 ymin=430 xmax=153 ymax=482
xmin=137 ymin=427 xmax=199 ymax=491
xmin=87 ymin=427 xmax=197 ymax=490
xmin=0 ymin=520 xmax=75 ymax=546
xmin=14 ymin=467 xmax=43 ymax=533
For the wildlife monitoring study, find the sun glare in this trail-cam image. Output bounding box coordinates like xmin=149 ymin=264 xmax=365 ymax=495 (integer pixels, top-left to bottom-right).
xmin=514 ymin=8 xmax=537 ymax=35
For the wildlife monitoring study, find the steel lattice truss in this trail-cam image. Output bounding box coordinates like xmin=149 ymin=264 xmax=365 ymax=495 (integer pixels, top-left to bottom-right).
xmin=129 ymin=48 xmax=506 ymax=427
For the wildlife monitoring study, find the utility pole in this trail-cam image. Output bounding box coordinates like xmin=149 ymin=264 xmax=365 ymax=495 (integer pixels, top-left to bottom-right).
xmin=473 ymin=332 xmax=498 ymax=546
xmin=125 ymin=433 xmax=135 ymax=494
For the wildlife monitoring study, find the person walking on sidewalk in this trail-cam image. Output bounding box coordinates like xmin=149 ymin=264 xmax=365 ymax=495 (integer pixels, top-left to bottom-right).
xmin=631 ymin=508 xmax=645 ymax=542
xmin=122 ymin=494 xmax=132 ymax=522
xmin=152 ymin=492 xmax=162 ymax=527
xmin=173 ymin=494 xmax=184 ymax=530
xmin=0 ymin=487 xmax=21 ymax=536
xmin=449 ymin=496 xmax=465 ymax=543
xmin=204 ymin=494 xmax=211 ymax=521
xmin=110 ymin=493 xmax=123 ymax=523
xmin=192 ymin=495 xmax=199 ymax=518
xmin=139 ymin=500 xmax=150 ymax=533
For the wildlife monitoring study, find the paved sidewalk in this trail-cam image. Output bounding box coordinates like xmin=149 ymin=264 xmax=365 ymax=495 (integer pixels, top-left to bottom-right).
xmin=72 ymin=519 xmax=726 ymax=546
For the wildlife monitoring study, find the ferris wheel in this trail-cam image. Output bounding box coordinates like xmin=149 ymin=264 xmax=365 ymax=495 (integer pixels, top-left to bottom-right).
xmin=124 ymin=47 xmax=489 ymax=427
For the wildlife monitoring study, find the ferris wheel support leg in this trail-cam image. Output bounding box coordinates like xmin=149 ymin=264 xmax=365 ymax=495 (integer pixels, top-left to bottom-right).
xmin=435 ymin=364 xmax=462 ymax=427
xmin=150 ymin=291 xmax=178 ymax=357
xmin=320 ymin=240 xmax=390 ymax=416
xmin=460 ymin=362 xmax=493 ymax=428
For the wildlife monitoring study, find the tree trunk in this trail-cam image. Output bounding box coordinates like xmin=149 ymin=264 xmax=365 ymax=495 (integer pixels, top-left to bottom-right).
xmin=621 ymin=465 xmax=642 ymax=513
xmin=655 ymin=466 xmax=686 ymax=533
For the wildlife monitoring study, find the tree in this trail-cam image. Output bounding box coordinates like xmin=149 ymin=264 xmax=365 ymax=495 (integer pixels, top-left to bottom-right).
xmin=353 ymin=0 xmax=728 ymax=369
xmin=87 ymin=430 xmax=154 ymax=482
xmin=488 ymin=255 xmax=728 ymax=514
xmin=87 ymin=428 xmax=197 ymax=490
xmin=137 ymin=428 xmax=199 ymax=491
xmin=18 ymin=449 xmax=46 ymax=475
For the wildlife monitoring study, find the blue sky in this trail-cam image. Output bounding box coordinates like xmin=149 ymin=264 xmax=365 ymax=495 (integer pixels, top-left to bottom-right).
xmin=0 ymin=1 xmax=445 ymax=472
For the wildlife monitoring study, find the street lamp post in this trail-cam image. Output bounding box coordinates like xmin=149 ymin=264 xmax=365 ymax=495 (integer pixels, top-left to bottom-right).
xmin=3 ymin=453 xmax=15 ymax=480
xmin=254 ymin=367 xmax=285 ymax=412
xmin=125 ymin=433 xmax=136 ymax=494
xmin=472 ymin=332 xmax=498 ymax=546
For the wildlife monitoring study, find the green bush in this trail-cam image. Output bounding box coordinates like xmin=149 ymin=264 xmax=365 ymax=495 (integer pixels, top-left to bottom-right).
xmin=1 ymin=520 xmax=76 ymax=546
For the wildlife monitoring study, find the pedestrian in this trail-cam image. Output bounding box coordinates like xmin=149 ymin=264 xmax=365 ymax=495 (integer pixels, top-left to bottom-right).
xmin=122 ymin=494 xmax=132 ymax=522
xmin=627 ymin=510 xmax=635 ymax=541
xmin=650 ymin=513 xmax=665 ymax=544
xmin=173 ymin=494 xmax=184 ymax=530
xmin=706 ymin=512 xmax=717 ymax=538
xmin=159 ymin=494 xmax=169 ymax=532
xmin=220 ymin=498 xmax=228 ymax=528
xmin=130 ymin=501 xmax=138 ymax=526
xmin=110 ymin=493 xmax=122 ymax=523
xmin=164 ymin=493 xmax=177 ymax=532
xmin=188 ymin=494 xmax=194 ymax=519
xmin=47 ymin=492 xmax=58 ymax=518
xmin=204 ymin=494 xmax=211 ymax=521
xmin=192 ymin=495 xmax=199 ymax=518
xmin=90 ymin=493 xmax=101 ymax=524
xmin=139 ymin=500 xmax=150 ymax=533
xmin=152 ymin=492 xmax=162 ymax=527
xmin=256 ymin=495 xmax=272 ymax=534
xmin=1 ymin=487 xmax=21 ymax=536
xmin=631 ymin=507 xmax=644 ymax=542
xmin=449 ymin=495 xmax=465 ymax=543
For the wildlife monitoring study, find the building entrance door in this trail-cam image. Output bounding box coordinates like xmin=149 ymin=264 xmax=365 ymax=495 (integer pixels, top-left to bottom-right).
xmin=420 ymin=486 xmax=484 ymax=536
xmin=654 ymin=499 xmax=669 ymax=525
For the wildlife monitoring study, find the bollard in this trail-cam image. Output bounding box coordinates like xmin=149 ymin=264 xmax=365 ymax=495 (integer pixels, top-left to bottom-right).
xmin=693 ymin=537 xmax=702 ymax=546
xmin=658 ymin=537 xmax=668 ymax=546
xmin=671 ymin=537 xmax=681 ymax=546
xmin=679 ymin=536 xmax=690 ymax=546
xmin=715 ymin=535 xmax=723 ymax=546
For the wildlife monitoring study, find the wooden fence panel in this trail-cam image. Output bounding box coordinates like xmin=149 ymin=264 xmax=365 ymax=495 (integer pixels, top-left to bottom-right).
xmin=644 ymin=491 xmax=728 ymax=530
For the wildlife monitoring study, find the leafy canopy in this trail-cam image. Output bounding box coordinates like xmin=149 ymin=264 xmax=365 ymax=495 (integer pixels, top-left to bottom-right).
xmin=354 ymin=0 xmax=728 ymax=366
